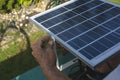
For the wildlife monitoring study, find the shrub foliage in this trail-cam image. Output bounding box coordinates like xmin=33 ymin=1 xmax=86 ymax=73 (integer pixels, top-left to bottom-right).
xmin=0 ymin=0 xmax=41 ymax=13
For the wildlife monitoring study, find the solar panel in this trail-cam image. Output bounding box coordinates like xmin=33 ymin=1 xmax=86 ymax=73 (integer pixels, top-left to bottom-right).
xmin=29 ymin=0 xmax=120 ymax=68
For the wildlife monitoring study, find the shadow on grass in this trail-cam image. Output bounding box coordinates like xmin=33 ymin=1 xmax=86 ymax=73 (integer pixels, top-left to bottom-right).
xmin=0 ymin=21 xmax=39 ymax=80
xmin=0 ymin=47 xmax=38 ymax=80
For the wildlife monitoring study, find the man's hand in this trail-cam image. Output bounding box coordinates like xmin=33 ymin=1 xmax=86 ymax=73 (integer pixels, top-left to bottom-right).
xmin=31 ymin=36 xmax=56 ymax=70
xmin=31 ymin=36 xmax=71 ymax=80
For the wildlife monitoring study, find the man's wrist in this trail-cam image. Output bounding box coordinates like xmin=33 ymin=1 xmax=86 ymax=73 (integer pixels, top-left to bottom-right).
xmin=41 ymin=65 xmax=57 ymax=72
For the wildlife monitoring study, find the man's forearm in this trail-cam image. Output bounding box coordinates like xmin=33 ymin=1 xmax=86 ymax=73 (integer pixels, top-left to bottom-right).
xmin=42 ymin=66 xmax=71 ymax=80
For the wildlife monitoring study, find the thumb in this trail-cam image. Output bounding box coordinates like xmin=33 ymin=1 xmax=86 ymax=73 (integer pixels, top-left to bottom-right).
xmin=46 ymin=40 xmax=54 ymax=49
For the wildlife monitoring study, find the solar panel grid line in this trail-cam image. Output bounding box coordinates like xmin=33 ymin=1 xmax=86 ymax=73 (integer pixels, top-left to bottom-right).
xmin=106 ymin=32 xmax=120 ymax=44
xmin=40 ymin=0 xmax=93 ymax=24
xmin=65 ymin=26 xmax=99 ymax=43
xmin=41 ymin=11 xmax=78 ymax=28
xmin=73 ymin=2 xmax=105 ymax=15
xmin=65 ymin=22 xmax=110 ymax=43
xmin=71 ymin=1 xmax=104 ymax=14
xmin=57 ymin=22 xmax=98 ymax=42
xmin=81 ymin=6 xmax=114 ymax=20
xmin=90 ymin=12 xmax=120 ymax=26
xmin=47 ymin=13 xmax=81 ymax=30
xmin=105 ymin=37 xmax=116 ymax=45
xmin=45 ymin=3 xmax=114 ymax=33
xmin=40 ymin=8 xmax=73 ymax=24
xmin=64 ymin=0 xmax=92 ymax=9
xmin=80 ymin=49 xmax=95 ymax=59
xmin=105 ymin=34 xmax=120 ymax=46
xmin=115 ymin=31 xmax=120 ymax=37
xmin=91 ymin=42 xmax=120 ymax=64
xmin=99 ymin=38 xmax=115 ymax=48
xmin=81 ymin=3 xmax=113 ymax=18
xmin=106 ymin=34 xmax=118 ymax=45
xmin=70 ymin=0 xmax=101 ymax=14
xmin=102 ymin=18 xmax=120 ymax=30
xmin=43 ymin=0 xmax=104 ymax=27
xmin=87 ymin=29 xmax=107 ymax=47
xmin=45 ymin=0 xmax=97 ymax=29
xmin=95 ymin=41 xmax=109 ymax=49
xmin=65 ymin=1 xmax=105 ymax=19
xmin=78 ymin=36 xmax=105 ymax=53
xmin=104 ymin=32 xmax=120 ymax=46
xmin=32 ymin=0 xmax=77 ymax=20
xmin=77 ymin=36 xmax=90 ymax=46
xmin=55 ymin=6 xmax=115 ymax=37
xmin=82 ymin=5 xmax=114 ymax=18
xmin=81 ymin=35 xmax=118 ymax=51
xmin=91 ymin=46 xmax=120 ymax=63
xmin=67 ymin=26 xmax=110 ymax=51
xmin=80 ymin=33 xmax=120 ymax=60
xmin=91 ymin=8 xmax=120 ymax=24
xmin=67 ymin=40 xmax=81 ymax=49
xmin=55 ymin=19 xmax=90 ymax=36
xmin=48 ymin=2 xmax=104 ymax=28
xmin=64 ymin=0 xmax=94 ymax=10
xmin=111 ymin=33 xmax=120 ymax=40
xmin=35 ymin=8 xmax=68 ymax=23
xmin=77 ymin=27 xmax=120 ymax=51
xmin=91 ymin=14 xmax=120 ymax=31
xmin=85 ymin=45 xmax=101 ymax=56
xmin=91 ymin=42 xmax=107 ymax=53
xmin=66 ymin=14 xmax=120 ymax=42
xmin=79 ymin=3 xmax=114 ymax=17
xmin=90 ymin=27 xmax=116 ymax=46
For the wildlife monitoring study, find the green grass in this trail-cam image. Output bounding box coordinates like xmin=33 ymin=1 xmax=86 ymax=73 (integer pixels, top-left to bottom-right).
xmin=0 ymin=27 xmax=46 ymax=80
xmin=0 ymin=28 xmax=46 ymax=62
xmin=109 ymin=0 xmax=120 ymax=4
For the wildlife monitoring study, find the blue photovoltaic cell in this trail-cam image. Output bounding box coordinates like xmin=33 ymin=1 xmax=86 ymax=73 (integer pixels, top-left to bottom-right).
xmin=72 ymin=0 xmax=102 ymax=14
xmin=80 ymin=45 xmax=101 ymax=59
xmin=64 ymin=0 xmax=90 ymax=9
xmin=105 ymin=33 xmax=120 ymax=44
xmin=49 ymin=22 xmax=71 ymax=34
xmin=103 ymin=15 xmax=120 ymax=30
xmin=35 ymin=7 xmax=67 ymax=23
xmin=31 ymin=0 xmax=120 ymax=67
xmin=81 ymin=3 xmax=113 ymax=18
xmin=91 ymin=41 xmax=108 ymax=53
xmin=41 ymin=11 xmax=76 ymax=28
xmin=58 ymin=20 xmax=97 ymax=41
xmin=79 ymin=49 xmax=94 ymax=59
xmin=79 ymin=33 xmax=120 ymax=59
xmin=91 ymin=7 xmax=120 ymax=24
xmin=70 ymin=37 xmax=87 ymax=49
xmin=116 ymin=28 xmax=120 ymax=34
xmin=99 ymin=38 xmax=114 ymax=48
